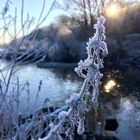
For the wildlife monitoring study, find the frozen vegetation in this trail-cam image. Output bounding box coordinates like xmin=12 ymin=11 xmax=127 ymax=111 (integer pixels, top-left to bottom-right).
xmin=0 ymin=16 xmax=108 ymax=140
xmin=42 ymin=15 xmax=108 ymax=140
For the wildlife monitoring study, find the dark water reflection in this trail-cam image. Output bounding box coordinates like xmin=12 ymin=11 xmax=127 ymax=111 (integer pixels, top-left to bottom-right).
xmin=50 ymin=68 xmax=140 ymax=140
xmin=0 ymin=61 xmax=140 ymax=140
xmin=99 ymin=68 xmax=140 ymax=140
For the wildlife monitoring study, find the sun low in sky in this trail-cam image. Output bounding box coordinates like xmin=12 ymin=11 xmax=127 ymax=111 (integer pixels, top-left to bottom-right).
xmin=105 ymin=3 xmax=122 ymax=18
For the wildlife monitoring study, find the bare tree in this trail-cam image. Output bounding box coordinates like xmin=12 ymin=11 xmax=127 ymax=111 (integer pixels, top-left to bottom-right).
xmin=57 ymin=0 xmax=106 ymax=29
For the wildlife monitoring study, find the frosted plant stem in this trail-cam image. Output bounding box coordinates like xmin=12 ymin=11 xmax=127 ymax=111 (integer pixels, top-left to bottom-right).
xmin=79 ymin=79 xmax=87 ymax=98
xmin=45 ymin=79 xmax=87 ymax=140
xmin=40 ymin=15 xmax=108 ymax=140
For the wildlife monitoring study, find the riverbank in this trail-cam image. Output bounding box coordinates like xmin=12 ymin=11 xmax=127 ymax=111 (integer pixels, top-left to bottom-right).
xmin=37 ymin=62 xmax=77 ymax=69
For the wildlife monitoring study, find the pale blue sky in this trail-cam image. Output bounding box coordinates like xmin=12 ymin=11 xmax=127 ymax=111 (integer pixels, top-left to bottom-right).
xmin=0 ymin=0 xmax=65 ymax=44
xmin=0 ymin=0 xmax=64 ymax=26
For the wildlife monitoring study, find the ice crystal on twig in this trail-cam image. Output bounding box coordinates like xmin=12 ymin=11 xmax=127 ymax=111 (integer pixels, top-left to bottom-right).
xmin=75 ymin=16 xmax=108 ymax=104
xmin=39 ymin=16 xmax=108 ymax=140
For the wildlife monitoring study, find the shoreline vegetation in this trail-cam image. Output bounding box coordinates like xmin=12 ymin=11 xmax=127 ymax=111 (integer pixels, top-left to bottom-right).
xmin=0 ymin=33 xmax=140 ymax=69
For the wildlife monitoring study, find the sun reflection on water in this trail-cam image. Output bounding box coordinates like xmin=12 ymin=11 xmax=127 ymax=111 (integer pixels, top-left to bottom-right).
xmin=104 ymin=80 xmax=117 ymax=92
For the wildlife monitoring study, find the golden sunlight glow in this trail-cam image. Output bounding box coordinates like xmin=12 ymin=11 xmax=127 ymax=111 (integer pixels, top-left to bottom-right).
xmin=104 ymin=80 xmax=116 ymax=92
xmin=105 ymin=3 xmax=121 ymax=18
xmin=0 ymin=33 xmax=12 ymax=45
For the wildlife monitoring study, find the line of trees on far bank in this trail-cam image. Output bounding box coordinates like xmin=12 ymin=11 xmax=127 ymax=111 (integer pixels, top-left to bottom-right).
xmin=3 ymin=0 xmax=140 ymax=63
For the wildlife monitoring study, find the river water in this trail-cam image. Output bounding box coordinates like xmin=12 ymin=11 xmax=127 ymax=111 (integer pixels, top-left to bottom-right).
xmin=0 ymin=60 xmax=140 ymax=140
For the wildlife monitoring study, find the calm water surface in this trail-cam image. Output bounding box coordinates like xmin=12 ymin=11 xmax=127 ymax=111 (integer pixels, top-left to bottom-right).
xmin=0 ymin=60 xmax=140 ymax=140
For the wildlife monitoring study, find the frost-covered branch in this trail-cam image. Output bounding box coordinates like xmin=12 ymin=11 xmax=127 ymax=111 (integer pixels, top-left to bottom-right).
xmin=1 ymin=15 xmax=107 ymax=140
xmin=40 ymin=15 xmax=108 ymax=140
